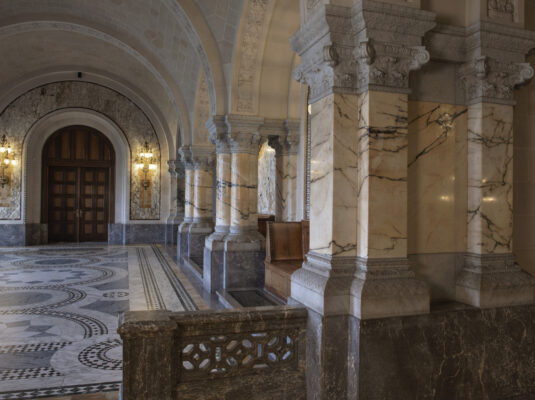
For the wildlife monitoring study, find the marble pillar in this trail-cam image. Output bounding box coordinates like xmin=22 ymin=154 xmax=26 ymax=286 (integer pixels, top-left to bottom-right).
xmin=271 ymin=134 xmax=299 ymax=222
xmin=204 ymin=116 xmax=231 ymax=292
xmin=223 ymin=115 xmax=266 ymax=289
xmin=351 ymin=90 xmax=429 ymax=319
xmin=456 ymin=102 xmax=534 ymax=307
xmin=177 ymin=147 xmax=194 ymax=263
xmin=187 ymin=148 xmax=215 ymax=268
xmin=290 ymin=2 xmax=435 ymax=398
xmin=166 ymin=160 xmax=185 ymax=246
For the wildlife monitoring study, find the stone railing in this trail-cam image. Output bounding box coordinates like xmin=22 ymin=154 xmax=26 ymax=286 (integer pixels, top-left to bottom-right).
xmin=118 ymin=306 xmax=307 ymax=400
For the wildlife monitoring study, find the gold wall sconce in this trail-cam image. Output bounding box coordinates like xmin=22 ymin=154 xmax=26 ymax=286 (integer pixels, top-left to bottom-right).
xmin=0 ymin=135 xmax=17 ymax=188
xmin=135 ymin=141 xmax=157 ymax=190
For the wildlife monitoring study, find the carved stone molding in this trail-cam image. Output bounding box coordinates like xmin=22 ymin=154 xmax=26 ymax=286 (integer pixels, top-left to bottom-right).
xmin=291 ymin=1 xmax=435 ymax=101
xmin=226 ymin=114 xmax=264 ymax=154
xmin=189 ymin=146 xmax=215 ymax=170
xmin=206 ymin=115 xmax=229 ymax=154
xmin=356 ymin=39 xmax=430 ymax=94
xmin=488 ymin=0 xmax=518 ymax=24
xmin=167 ymin=159 xmax=185 ymax=178
xmin=179 ymin=146 xmax=195 ymax=170
xmin=459 ymin=55 xmax=534 ymax=104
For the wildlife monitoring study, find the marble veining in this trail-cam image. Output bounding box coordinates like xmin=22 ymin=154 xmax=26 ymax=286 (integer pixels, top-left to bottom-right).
xmin=215 ymin=153 xmax=232 ymax=228
xmin=467 ymin=103 xmax=514 ymax=254
xmin=184 ymin=169 xmax=194 ymax=220
xmin=408 ymin=101 xmax=468 ymax=254
xmin=192 ymin=169 xmax=213 ymax=219
xmin=357 ymin=91 xmax=409 ymax=259
xmin=230 ymin=153 xmax=259 ymax=229
xmin=258 ymin=142 xmax=276 ymax=216
xmin=310 ymin=93 xmax=358 ymax=257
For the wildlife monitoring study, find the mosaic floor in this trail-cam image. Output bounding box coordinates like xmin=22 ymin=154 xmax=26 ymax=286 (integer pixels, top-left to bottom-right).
xmin=0 ymin=245 xmax=204 ymax=399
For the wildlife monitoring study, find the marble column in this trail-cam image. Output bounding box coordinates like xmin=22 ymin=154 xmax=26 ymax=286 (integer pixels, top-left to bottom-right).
xmin=290 ymin=2 xmax=434 ymax=398
xmin=177 ymin=147 xmax=194 ymax=263
xmin=270 ymin=132 xmax=300 ymax=222
xmin=204 ymin=116 xmax=231 ymax=292
xmin=456 ymin=53 xmax=535 ymax=307
xmin=223 ymin=115 xmax=266 ymax=289
xmin=165 ymin=159 xmax=185 ymax=247
xmin=187 ymin=147 xmax=215 ymax=268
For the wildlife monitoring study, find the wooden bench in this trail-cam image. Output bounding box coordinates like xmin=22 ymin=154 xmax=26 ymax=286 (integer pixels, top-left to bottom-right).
xmin=265 ymin=221 xmax=309 ymax=300
xmin=258 ymin=214 xmax=275 ymax=237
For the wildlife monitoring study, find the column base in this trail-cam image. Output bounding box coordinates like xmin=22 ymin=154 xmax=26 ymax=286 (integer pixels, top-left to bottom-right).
xmin=350 ymin=257 xmax=430 ymax=319
xmin=187 ymin=218 xmax=213 ymax=268
xmin=456 ymin=253 xmax=535 ymax=308
xmin=203 ymin=227 xmax=229 ymax=293
xmin=177 ymin=220 xmax=192 ymax=263
xmin=222 ymin=230 xmax=266 ymax=289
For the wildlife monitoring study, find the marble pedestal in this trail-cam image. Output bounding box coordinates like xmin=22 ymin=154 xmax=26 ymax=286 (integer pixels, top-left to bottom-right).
xmin=165 ymin=217 xmax=182 ymax=246
xmin=177 ymin=222 xmax=192 ymax=263
xmin=187 ymin=220 xmax=213 ymax=268
xmin=223 ymin=231 xmax=266 ymax=289
xmin=203 ymin=230 xmax=227 ymax=293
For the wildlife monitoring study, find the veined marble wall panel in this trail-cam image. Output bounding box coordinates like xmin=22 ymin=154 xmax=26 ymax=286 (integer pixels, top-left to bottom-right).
xmin=193 ymin=169 xmax=213 ymax=219
xmin=215 ymin=153 xmax=232 ymax=227
xmin=231 ymin=153 xmax=252 ymax=228
xmin=467 ymin=103 xmax=514 ymax=255
xmin=258 ymin=142 xmax=276 ymax=216
xmin=310 ymin=93 xmax=358 ymax=256
xmin=357 ymin=91 xmax=408 ymax=259
xmin=184 ymin=169 xmax=194 ymax=219
xmin=0 ymin=81 xmax=160 ymax=220
xmin=408 ymin=101 xmax=468 ymax=254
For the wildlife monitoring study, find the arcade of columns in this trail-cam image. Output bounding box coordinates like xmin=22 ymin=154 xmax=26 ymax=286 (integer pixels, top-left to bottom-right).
xmin=164 ymin=1 xmax=535 ymax=397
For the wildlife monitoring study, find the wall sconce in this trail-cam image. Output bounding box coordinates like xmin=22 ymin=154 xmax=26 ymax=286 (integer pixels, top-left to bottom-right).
xmin=135 ymin=141 xmax=157 ymax=190
xmin=0 ymin=135 xmax=16 ymax=188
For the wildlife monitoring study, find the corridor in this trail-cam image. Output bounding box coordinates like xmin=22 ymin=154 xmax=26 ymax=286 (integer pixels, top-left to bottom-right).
xmin=0 ymin=245 xmax=202 ymax=399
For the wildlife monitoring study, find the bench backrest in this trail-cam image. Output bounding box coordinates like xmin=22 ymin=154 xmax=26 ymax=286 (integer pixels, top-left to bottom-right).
xmin=266 ymin=221 xmax=304 ymax=261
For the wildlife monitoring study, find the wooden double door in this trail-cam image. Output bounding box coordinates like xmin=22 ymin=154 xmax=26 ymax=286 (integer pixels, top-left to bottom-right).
xmin=43 ymin=126 xmax=115 ymax=243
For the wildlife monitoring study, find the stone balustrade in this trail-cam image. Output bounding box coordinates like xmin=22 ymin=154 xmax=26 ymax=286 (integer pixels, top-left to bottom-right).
xmin=118 ymin=306 xmax=307 ymax=400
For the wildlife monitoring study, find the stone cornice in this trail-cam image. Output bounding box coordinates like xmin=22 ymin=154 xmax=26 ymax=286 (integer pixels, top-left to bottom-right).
xmin=189 ymin=146 xmax=215 ymax=170
xmin=260 ymin=119 xmax=286 ymax=138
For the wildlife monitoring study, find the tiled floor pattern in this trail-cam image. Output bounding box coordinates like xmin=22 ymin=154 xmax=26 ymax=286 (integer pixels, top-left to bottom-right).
xmin=0 ymin=245 xmax=204 ymax=399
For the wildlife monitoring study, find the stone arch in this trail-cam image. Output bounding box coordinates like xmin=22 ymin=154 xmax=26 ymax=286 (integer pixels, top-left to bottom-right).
xmin=0 ymin=81 xmax=163 ymax=221
xmin=192 ymin=71 xmax=212 ymax=145
xmin=23 ymin=109 xmax=130 ymax=225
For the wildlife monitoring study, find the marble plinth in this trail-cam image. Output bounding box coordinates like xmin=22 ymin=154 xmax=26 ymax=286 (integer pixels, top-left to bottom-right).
xmin=203 ymin=231 xmax=227 ymax=293
xmin=0 ymin=223 xmax=45 ymax=246
xmin=177 ymin=222 xmax=191 ymax=263
xmin=351 ymin=303 xmax=535 ymax=399
xmin=223 ymin=232 xmax=266 ymax=289
xmin=165 ymin=221 xmax=181 ymax=246
xmin=187 ymin=222 xmax=213 ymax=267
xmin=107 ymin=224 xmax=165 ymax=245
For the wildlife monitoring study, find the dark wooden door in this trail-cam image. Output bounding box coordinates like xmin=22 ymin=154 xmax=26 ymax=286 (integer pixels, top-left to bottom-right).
xmin=43 ymin=126 xmax=115 ymax=243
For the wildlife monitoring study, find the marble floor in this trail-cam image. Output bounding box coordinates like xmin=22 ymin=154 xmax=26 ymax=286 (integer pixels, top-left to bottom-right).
xmin=0 ymin=245 xmax=205 ymax=399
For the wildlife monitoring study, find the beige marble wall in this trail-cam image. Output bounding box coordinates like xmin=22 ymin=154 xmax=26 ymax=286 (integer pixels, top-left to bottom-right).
xmin=357 ymin=91 xmax=408 ymax=259
xmin=309 ymin=93 xmax=358 ymax=256
xmin=215 ymin=153 xmax=232 ymax=228
xmin=192 ymin=169 xmax=213 ymax=219
xmin=230 ymin=152 xmax=258 ymax=229
xmin=184 ymin=169 xmax=194 ymax=220
xmin=258 ymin=142 xmax=276 ymax=216
xmin=408 ymin=101 xmax=468 ymax=254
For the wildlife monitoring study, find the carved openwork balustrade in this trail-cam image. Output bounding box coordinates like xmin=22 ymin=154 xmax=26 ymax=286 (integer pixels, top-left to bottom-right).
xmin=118 ymin=306 xmax=307 ymax=400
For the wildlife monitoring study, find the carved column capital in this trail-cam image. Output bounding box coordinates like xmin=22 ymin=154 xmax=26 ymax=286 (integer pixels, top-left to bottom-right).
xmin=226 ymin=114 xmax=264 ymax=155
xmin=189 ymin=146 xmax=215 ymax=170
xmin=179 ymin=146 xmax=195 ymax=170
xmin=206 ymin=115 xmax=230 ymax=154
xmin=459 ymin=56 xmax=533 ymax=105
xmin=167 ymin=159 xmax=185 ymax=178
xmin=291 ymin=1 xmax=435 ymax=101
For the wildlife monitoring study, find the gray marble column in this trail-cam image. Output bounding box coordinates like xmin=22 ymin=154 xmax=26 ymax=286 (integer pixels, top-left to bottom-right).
xmin=204 ymin=116 xmax=231 ymax=292
xmin=165 ymin=159 xmax=185 ymax=246
xmin=222 ymin=114 xmax=266 ymax=289
xmin=455 ymin=24 xmax=535 ymax=308
xmin=290 ymin=3 xmax=434 ymax=398
xmin=177 ymin=147 xmax=194 ymax=263
xmin=187 ymin=147 xmax=215 ymax=268
xmin=270 ymin=132 xmax=299 ymax=222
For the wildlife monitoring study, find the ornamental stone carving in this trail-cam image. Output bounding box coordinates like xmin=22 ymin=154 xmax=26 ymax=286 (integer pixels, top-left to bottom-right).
xmin=291 ymin=1 xmax=435 ymax=101
xmin=206 ymin=116 xmax=229 ymax=154
xmin=226 ymin=115 xmax=264 ymax=154
xmin=488 ymin=0 xmax=517 ymax=23
xmin=459 ymin=56 xmax=534 ymax=104
xmin=189 ymin=147 xmax=215 ymax=171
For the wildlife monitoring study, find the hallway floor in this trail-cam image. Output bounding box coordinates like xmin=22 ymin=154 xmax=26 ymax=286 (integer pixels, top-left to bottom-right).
xmin=0 ymin=245 xmax=204 ymax=399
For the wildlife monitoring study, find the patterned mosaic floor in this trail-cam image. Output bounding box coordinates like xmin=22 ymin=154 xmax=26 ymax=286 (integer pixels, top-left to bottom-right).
xmin=0 ymin=245 xmax=204 ymax=399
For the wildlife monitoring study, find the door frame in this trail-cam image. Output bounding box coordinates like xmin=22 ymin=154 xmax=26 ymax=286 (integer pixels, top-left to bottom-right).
xmin=41 ymin=125 xmax=116 ymax=243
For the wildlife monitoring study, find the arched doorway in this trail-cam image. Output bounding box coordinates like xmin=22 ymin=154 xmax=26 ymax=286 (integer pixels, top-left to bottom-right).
xmin=42 ymin=125 xmax=115 ymax=242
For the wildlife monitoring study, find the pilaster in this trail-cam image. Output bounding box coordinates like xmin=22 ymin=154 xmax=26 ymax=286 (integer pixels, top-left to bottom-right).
xmin=166 ymin=159 xmax=185 ymax=246
xmin=177 ymin=146 xmax=195 ymax=263
xmin=456 ymin=21 xmax=535 ymax=307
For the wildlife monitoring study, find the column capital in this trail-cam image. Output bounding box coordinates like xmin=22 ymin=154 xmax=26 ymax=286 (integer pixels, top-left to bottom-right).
xmin=167 ymin=159 xmax=185 ymax=178
xmin=291 ymin=1 xmax=435 ymax=102
xmin=189 ymin=146 xmax=215 ymax=170
xmin=226 ymin=114 xmax=264 ymax=154
xmin=178 ymin=146 xmax=194 ymax=170
xmin=459 ymin=22 xmax=535 ymax=105
xmin=206 ymin=115 xmax=230 ymax=154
